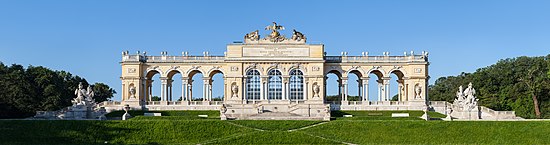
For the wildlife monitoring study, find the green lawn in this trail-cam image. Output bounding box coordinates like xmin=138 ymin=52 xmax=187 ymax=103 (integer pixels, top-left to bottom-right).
xmin=229 ymin=120 xmax=322 ymax=131
xmin=1 ymin=111 xmax=549 ymax=144
xmin=332 ymin=110 xmax=447 ymax=120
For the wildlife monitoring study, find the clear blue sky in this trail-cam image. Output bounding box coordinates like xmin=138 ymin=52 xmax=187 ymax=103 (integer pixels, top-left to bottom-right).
xmin=1 ymin=0 xmax=549 ymax=101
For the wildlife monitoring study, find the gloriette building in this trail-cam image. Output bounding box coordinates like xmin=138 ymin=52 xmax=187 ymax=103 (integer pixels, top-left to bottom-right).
xmin=114 ymin=22 xmax=430 ymax=120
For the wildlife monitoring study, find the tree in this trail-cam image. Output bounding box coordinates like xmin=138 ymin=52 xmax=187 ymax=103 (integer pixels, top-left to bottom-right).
xmin=92 ymin=83 xmax=116 ymax=102
xmin=151 ymin=96 xmax=161 ymax=101
xmin=429 ymin=55 xmax=550 ymax=119
xmin=391 ymin=94 xmax=399 ymax=101
xmin=518 ymin=57 xmax=549 ymax=119
xmin=0 ymin=62 xmax=117 ymax=119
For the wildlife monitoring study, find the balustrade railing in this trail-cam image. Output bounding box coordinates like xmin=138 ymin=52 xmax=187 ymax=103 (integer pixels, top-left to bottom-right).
xmin=325 ymin=55 xmax=427 ymax=63
xmin=143 ymin=101 xmax=223 ymax=106
xmin=122 ymin=54 xmax=225 ymax=62
xmin=325 ymin=101 xmax=408 ymax=105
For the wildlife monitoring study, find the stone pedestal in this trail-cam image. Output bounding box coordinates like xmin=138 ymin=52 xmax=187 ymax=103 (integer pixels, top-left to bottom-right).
xmin=420 ymin=111 xmax=430 ymax=121
xmin=443 ymin=114 xmax=453 ymax=121
xmin=124 ymin=100 xmax=142 ymax=108
xmin=452 ymin=110 xmax=480 ymax=120
xmin=122 ymin=113 xmax=132 ymax=120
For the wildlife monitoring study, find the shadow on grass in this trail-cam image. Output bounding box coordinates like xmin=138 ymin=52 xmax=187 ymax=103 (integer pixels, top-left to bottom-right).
xmin=0 ymin=120 xmax=137 ymax=145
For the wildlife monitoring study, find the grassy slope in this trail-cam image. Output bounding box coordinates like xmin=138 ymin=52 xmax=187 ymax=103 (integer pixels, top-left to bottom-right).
xmin=302 ymin=120 xmax=550 ymax=144
xmin=332 ymin=110 xmax=447 ymax=120
xmin=229 ymin=120 xmax=322 ymax=131
xmin=2 ymin=111 xmax=550 ymax=144
xmin=0 ymin=120 xmax=252 ymax=145
xmin=208 ymin=131 xmax=340 ymax=144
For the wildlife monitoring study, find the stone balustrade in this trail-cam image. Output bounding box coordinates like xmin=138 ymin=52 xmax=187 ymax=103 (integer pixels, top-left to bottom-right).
xmin=122 ymin=54 xmax=427 ymax=63
xmin=325 ymin=55 xmax=427 ymax=63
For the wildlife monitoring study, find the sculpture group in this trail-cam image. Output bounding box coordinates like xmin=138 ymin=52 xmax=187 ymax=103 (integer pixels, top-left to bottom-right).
xmin=453 ymin=82 xmax=479 ymax=112
xmin=244 ymin=22 xmax=306 ymax=43
xmin=33 ymin=82 xmax=107 ymax=120
xmin=72 ymin=82 xmax=95 ymax=106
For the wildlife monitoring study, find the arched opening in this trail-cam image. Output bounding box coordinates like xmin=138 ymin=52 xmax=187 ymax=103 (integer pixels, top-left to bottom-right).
xmin=368 ymin=70 xmax=384 ymax=101
xmin=267 ymin=69 xmax=282 ymax=100
xmin=390 ymin=70 xmax=405 ymax=101
xmin=289 ymin=69 xmax=304 ymax=101
xmin=189 ymin=70 xmax=205 ymax=101
xmin=347 ymin=70 xmax=362 ymax=101
xmin=167 ymin=70 xmax=182 ymax=102
xmin=325 ymin=70 xmax=342 ymax=103
xmin=145 ymin=70 xmax=161 ymax=102
xmin=209 ymin=70 xmax=224 ymax=101
xmin=246 ymin=69 xmax=261 ymax=101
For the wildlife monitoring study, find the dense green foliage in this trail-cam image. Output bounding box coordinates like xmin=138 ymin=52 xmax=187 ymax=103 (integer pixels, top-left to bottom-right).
xmin=0 ymin=62 xmax=116 ymax=119
xmin=429 ymin=55 xmax=550 ymax=119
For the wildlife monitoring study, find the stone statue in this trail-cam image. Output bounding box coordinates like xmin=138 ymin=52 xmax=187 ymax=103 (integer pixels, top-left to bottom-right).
xmin=445 ymin=106 xmax=453 ymax=121
xmin=129 ymin=86 xmax=136 ymax=99
xmin=313 ymin=84 xmax=320 ymax=98
xmin=122 ymin=104 xmax=132 ymax=120
xmin=414 ymin=85 xmax=422 ymax=99
xmin=86 ymin=85 xmax=95 ymax=103
xmin=231 ymin=84 xmax=239 ymax=98
xmin=73 ymin=82 xmax=95 ymax=106
xmin=220 ymin=104 xmax=227 ymax=114
xmin=264 ymin=22 xmax=286 ymax=42
xmin=464 ymin=83 xmax=476 ymax=100
xmin=244 ymin=30 xmax=259 ymax=42
xmin=291 ymin=29 xmax=306 ymax=42
xmin=453 ymin=82 xmax=479 ymax=111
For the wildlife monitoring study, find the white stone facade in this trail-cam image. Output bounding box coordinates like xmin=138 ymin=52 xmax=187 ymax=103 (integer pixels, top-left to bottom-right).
xmin=112 ymin=23 xmax=431 ymax=120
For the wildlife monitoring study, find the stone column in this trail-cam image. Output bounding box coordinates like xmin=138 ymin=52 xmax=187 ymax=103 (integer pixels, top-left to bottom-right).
xmin=342 ymin=78 xmax=348 ymax=101
xmin=160 ymin=77 xmax=168 ymax=101
xmin=282 ymin=76 xmax=289 ymax=100
xmin=146 ymin=80 xmax=153 ymax=102
xmin=208 ymin=79 xmax=212 ymax=101
xmin=383 ymin=78 xmax=390 ymax=101
xmin=188 ymin=81 xmax=193 ymax=101
xmin=337 ymin=80 xmax=342 ymax=100
xmin=397 ymin=80 xmax=404 ymax=102
xmin=357 ymin=80 xmax=362 ymax=100
xmin=260 ymin=77 xmax=265 ymax=101
xmin=122 ymin=83 xmax=125 ymax=100
xmin=182 ymin=78 xmax=188 ymax=101
xmin=304 ymin=81 xmax=309 ymax=100
xmin=203 ymin=78 xmax=209 ymax=101
xmin=377 ymin=79 xmax=383 ymax=101
xmin=362 ymin=78 xmax=369 ymax=102
xmin=168 ymin=79 xmax=173 ymax=101
xmin=243 ymin=78 xmax=247 ymax=103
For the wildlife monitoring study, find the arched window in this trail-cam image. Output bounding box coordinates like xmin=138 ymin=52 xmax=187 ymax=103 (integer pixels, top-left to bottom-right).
xmin=268 ymin=70 xmax=282 ymax=100
xmin=246 ymin=69 xmax=261 ymax=100
xmin=289 ymin=69 xmax=304 ymax=100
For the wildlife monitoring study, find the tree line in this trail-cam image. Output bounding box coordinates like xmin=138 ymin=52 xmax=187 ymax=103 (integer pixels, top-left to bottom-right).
xmin=0 ymin=62 xmax=116 ymax=119
xmin=429 ymin=55 xmax=550 ymax=119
